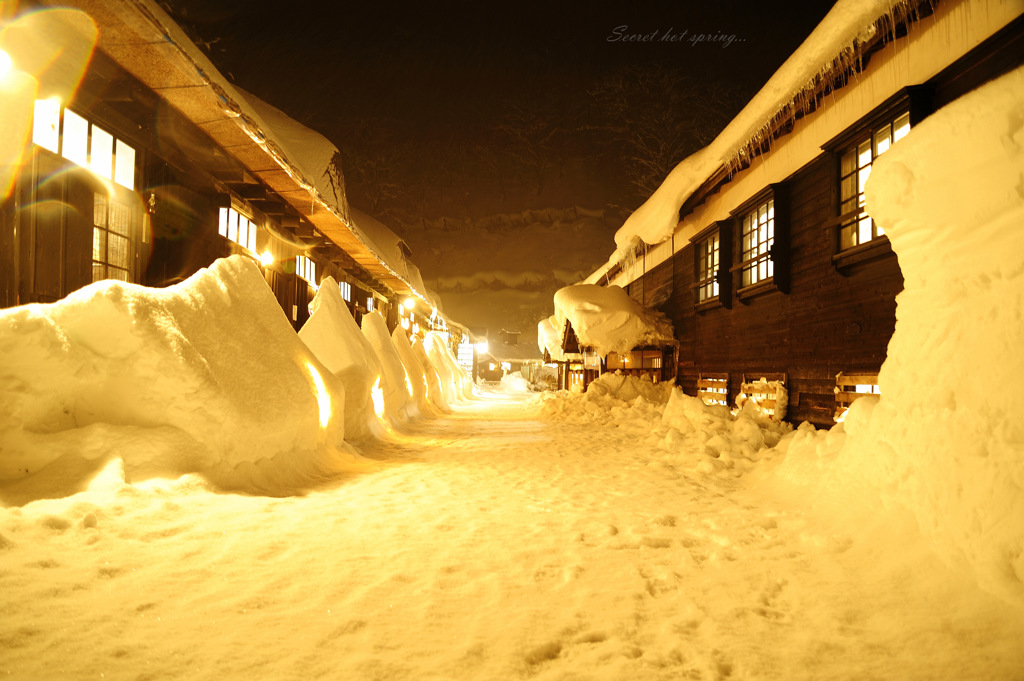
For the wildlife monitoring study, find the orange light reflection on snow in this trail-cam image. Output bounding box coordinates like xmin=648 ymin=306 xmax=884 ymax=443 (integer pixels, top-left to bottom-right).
xmin=305 ymin=361 xmax=331 ymax=429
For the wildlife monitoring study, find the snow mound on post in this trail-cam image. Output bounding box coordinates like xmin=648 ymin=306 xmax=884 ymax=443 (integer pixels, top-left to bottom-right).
xmin=537 ymin=315 xmax=565 ymax=361
xmin=361 ymin=311 xmax=414 ymax=425
xmin=851 ymin=66 xmax=1024 ymax=606
xmin=553 ymin=284 xmax=674 ymax=358
xmin=298 ymin=276 xmax=382 ymax=441
xmin=0 ymin=256 xmax=364 ymax=496
xmin=411 ymin=337 xmax=451 ymax=413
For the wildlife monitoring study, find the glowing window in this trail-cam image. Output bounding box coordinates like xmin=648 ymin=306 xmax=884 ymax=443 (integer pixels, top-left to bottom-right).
xmin=740 ymin=198 xmax=774 ymax=287
xmin=92 ymin=193 xmax=133 ymax=282
xmin=839 ymin=111 xmax=910 ymax=250
xmin=296 ymin=255 xmax=316 ymax=284
xmin=339 ymin=281 xmax=351 ymax=302
xmin=114 ymin=140 xmax=135 ymax=189
xmin=62 ymin=109 xmax=89 ymax=166
xmin=32 ymin=99 xmax=60 ymax=153
xmin=696 ymin=231 xmax=719 ymax=302
xmin=89 ymin=124 xmax=113 ymax=179
xmin=219 ymin=207 xmax=258 ymax=251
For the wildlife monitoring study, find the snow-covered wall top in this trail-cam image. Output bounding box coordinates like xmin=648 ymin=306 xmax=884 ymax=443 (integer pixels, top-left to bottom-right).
xmin=587 ymin=0 xmax=995 ymax=283
xmin=552 ymin=284 xmax=675 ymax=358
xmin=348 ymin=207 xmax=428 ymax=299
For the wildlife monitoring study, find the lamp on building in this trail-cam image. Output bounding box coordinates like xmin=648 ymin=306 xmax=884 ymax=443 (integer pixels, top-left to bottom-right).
xmin=259 ymin=251 xmax=274 ymax=267
xmin=403 ymin=297 xmax=416 ymax=310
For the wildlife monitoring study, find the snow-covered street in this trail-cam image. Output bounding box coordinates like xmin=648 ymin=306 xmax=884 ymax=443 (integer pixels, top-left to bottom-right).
xmin=3 ymin=387 xmax=1021 ymax=681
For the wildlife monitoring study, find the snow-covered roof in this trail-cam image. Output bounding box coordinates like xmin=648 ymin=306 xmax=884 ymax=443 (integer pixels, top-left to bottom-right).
xmin=49 ymin=0 xmax=435 ymax=301
xmin=552 ymin=284 xmax=675 ymax=358
xmin=587 ymin=0 xmax=931 ymax=283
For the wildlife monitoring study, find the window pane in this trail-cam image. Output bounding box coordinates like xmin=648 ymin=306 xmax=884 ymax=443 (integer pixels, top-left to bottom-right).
xmin=228 ymin=209 xmax=239 ymax=243
xmin=92 ymin=227 xmax=106 ymax=261
xmin=32 ymin=99 xmax=60 ymax=153
xmin=841 ymin=176 xmax=857 ymax=204
xmin=93 ymin=193 xmax=108 ymax=227
xmin=894 ymin=112 xmax=911 ymax=142
xmin=62 ymin=109 xmax=89 ymax=166
xmin=218 ymin=207 xmax=228 ymax=238
xmin=857 ymin=140 xmax=872 ymax=168
xmin=840 ymin=150 xmax=855 ymax=177
xmin=109 ymin=201 xmax=131 ymax=236
xmin=858 ymin=165 xmax=872 ymax=193
xmin=108 ymin=233 xmax=130 ymax=268
xmin=840 ymin=223 xmax=856 ymax=250
xmin=107 ymin=267 xmax=128 ymax=282
xmin=247 ymin=220 xmax=258 ymax=251
xmin=114 ymin=140 xmax=135 ymax=189
xmin=873 ymin=124 xmax=892 ymax=156
xmin=92 ymin=262 xmax=106 ymax=282
xmin=89 ymin=124 xmax=113 ymax=179
xmin=858 ymin=216 xmax=873 ymax=245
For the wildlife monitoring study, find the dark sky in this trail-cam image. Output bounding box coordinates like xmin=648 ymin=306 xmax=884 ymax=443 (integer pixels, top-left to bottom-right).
xmin=169 ymin=1 xmax=837 ymax=222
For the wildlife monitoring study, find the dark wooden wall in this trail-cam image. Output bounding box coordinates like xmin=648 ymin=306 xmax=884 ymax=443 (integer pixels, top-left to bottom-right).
xmin=643 ymin=155 xmax=903 ymax=427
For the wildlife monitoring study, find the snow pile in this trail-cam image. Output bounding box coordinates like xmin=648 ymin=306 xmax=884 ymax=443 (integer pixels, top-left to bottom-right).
xmin=299 ymin=277 xmax=382 ymax=441
xmin=0 ymin=256 xmax=365 ymax=496
xmin=659 ymin=390 xmax=791 ymax=479
xmin=411 ymin=337 xmax=451 ymax=413
xmin=736 ymin=378 xmax=789 ymax=421
xmin=585 ymin=371 xmax=674 ymax=405
xmin=552 ymin=284 xmax=675 ymax=358
xmin=498 ymin=371 xmax=532 ymax=393
xmin=425 ymin=332 xmax=473 ymax=401
xmin=390 ymin=327 xmax=435 ymax=417
xmin=850 ymin=65 xmax=1024 ymax=606
xmin=530 ymin=365 xmax=558 ymax=391
xmin=534 ymin=373 xmax=671 ymax=426
xmin=360 ymin=311 xmax=414 ymax=425
xmin=537 ymin=315 xmax=565 ymax=361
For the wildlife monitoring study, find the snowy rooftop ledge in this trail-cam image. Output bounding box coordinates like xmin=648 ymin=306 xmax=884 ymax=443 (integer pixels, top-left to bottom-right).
xmin=91 ymin=0 xmax=435 ymax=304
xmin=551 ymin=284 xmax=676 ymax=359
xmin=587 ymin=0 xmax=930 ymax=283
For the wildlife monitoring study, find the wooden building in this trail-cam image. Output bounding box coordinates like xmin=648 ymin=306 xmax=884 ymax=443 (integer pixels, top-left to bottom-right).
xmin=0 ymin=0 xmax=454 ymax=336
xmin=590 ymin=0 xmax=1023 ymax=427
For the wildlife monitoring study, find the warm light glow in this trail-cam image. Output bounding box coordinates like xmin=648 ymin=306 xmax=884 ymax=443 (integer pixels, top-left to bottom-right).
xmin=403 ymin=298 xmax=416 ymax=310
xmin=475 ymin=341 xmax=488 ymax=355
xmin=0 ymin=49 xmax=12 ymax=78
xmin=405 ymin=375 xmax=414 ymax=396
xmin=305 ymin=362 xmax=331 ymax=428
xmin=371 ymin=377 xmax=385 ymax=418
xmin=259 ymin=250 xmax=274 ymax=267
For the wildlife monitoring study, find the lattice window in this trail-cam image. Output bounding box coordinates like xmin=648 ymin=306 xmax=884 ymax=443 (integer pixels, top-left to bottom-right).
xmin=839 ymin=112 xmax=910 ymax=250
xmin=696 ymin=232 xmax=719 ymax=302
xmin=92 ymin=193 xmax=133 ymax=282
xmin=740 ymin=198 xmax=774 ymax=287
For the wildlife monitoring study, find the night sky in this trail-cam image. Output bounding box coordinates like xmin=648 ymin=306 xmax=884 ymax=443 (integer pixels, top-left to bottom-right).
xmin=167 ymin=1 xmax=837 ymax=226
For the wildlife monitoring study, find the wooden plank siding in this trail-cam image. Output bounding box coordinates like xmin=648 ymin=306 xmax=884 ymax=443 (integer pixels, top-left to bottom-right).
xmin=637 ymin=155 xmax=903 ymax=428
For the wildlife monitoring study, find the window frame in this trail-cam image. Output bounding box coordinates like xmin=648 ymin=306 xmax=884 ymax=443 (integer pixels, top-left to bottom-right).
xmin=824 ymin=86 xmax=933 ymax=268
xmin=691 ymin=221 xmax=732 ymax=310
xmin=729 ymin=184 xmax=790 ymax=300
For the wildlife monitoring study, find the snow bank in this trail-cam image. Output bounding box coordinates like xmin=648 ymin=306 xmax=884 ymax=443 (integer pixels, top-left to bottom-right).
xmin=361 ymin=311 xmax=414 ymax=425
xmin=0 ymin=256 xmax=366 ymax=496
xmin=534 ymin=373 xmax=671 ymax=426
xmin=553 ymin=284 xmax=675 ymax=358
xmin=851 ymin=65 xmax=1024 ymax=606
xmin=660 ymin=390 xmax=791 ymax=479
xmin=499 ymin=371 xmax=532 ymax=393
xmin=535 ymin=375 xmax=789 ymax=480
xmin=298 ymin=277 xmax=382 ymax=441
xmin=391 ymin=328 xmax=435 ymax=417
xmin=411 ymin=338 xmax=451 ymax=413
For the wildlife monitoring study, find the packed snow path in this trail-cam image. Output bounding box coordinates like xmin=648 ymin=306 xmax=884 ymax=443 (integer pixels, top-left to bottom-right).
xmin=2 ymin=390 xmax=1021 ymax=681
